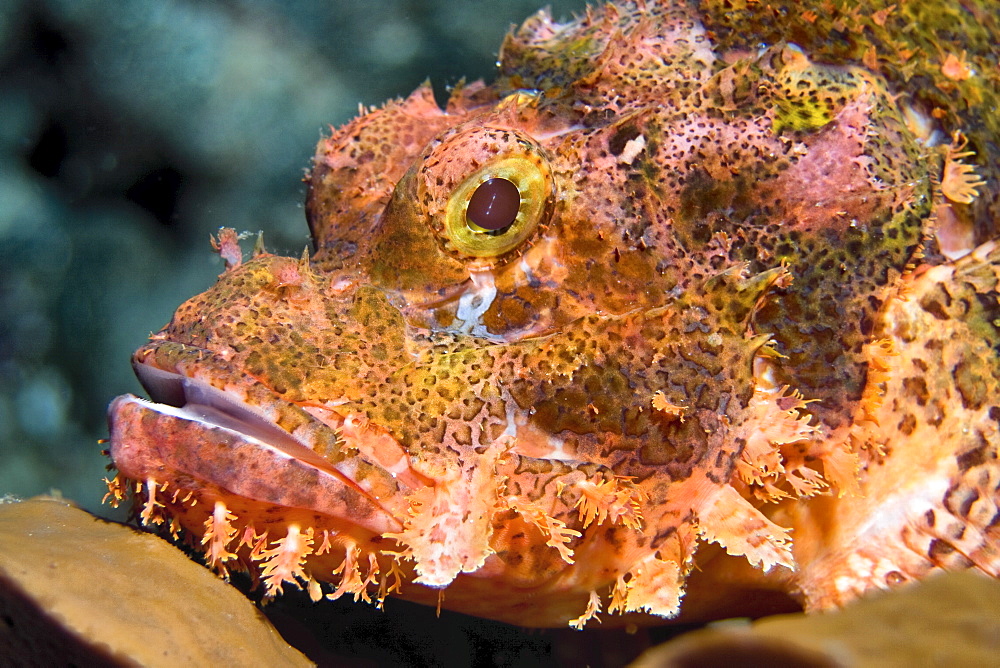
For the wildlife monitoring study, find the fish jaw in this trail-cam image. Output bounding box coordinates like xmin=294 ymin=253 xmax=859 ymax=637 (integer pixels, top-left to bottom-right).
xmin=105 ymin=346 xmax=424 ymax=600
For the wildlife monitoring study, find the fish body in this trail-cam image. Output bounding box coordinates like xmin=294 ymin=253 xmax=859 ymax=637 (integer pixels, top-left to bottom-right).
xmin=107 ymin=0 xmax=1000 ymax=627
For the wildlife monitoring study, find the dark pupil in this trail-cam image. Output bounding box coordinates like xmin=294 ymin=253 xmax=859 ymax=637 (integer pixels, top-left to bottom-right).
xmin=466 ymin=178 xmax=520 ymax=232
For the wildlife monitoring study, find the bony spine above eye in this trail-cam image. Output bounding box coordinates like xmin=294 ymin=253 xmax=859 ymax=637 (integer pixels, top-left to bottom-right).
xmin=417 ymin=126 xmax=555 ymax=264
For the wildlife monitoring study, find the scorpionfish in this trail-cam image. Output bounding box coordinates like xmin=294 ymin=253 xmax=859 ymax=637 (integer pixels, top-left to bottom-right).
xmin=106 ymin=0 xmax=1000 ymax=628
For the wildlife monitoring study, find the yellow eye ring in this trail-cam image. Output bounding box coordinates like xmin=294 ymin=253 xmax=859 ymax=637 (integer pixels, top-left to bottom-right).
xmin=444 ymin=156 xmax=550 ymax=257
xmin=417 ymin=127 xmax=555 ymax=266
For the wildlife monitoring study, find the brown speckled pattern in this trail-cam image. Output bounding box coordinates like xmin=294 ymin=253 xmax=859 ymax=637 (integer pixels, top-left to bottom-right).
xmin=107 ymin=0 xmax=1000 ymax=628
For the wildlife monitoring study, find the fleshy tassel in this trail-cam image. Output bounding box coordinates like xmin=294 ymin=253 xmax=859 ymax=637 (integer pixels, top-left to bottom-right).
xmin=568 ymin=591 xmax=603 ymax=630
xmin=326 ymin=542 xmax=379 ymax=604
xmin=614 ymin=552 xmax=686 ymax=618
xmin=506 ymin=497 xmax=581 ymax=564
xmin=259 ymin=524 xmax=315 ymax=596
xmin=102 ymin=473 xmax=127 ymax=507
xmin=573 ymin=478 xmax=644 ymax=529
xmin=202 ymin=500 xmax=238 ymax=576
xmin=942 ymin=130 xmax=986 ymax=204
xmin=376 ymin=557 xmax=406 ymax=609
xmin=139 ymin=478 xmax=165 ymax=526
xmin=697 ymin=484 xmax=794 ymax=572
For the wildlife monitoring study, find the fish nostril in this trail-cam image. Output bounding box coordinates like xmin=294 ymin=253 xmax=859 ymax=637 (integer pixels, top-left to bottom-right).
xmin=132 ymin=360 xmax=186 ymax=408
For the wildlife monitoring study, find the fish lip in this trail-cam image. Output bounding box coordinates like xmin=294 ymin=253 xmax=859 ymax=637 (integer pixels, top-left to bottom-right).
xmin=110 ymin=348 xmax=407 ymax=533
xmin=129 ymin=356 xmax=315 ymax=457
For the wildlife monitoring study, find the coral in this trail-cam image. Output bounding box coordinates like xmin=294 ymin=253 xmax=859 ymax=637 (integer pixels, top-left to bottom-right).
xmin=0 ymin=496 xmax=310 ymax=667
xmin=631 ymin=571 xmax=1000 ymax=667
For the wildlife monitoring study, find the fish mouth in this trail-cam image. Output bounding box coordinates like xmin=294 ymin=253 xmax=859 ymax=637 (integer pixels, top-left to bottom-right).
xmin=130 ymin=359 xmax=350 ymax=477
xmin=107 ymin=348 xmax=408 ymax=536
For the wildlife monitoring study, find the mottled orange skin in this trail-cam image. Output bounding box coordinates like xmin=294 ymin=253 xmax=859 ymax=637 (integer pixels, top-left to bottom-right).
xmin=107 ymin=1 xmax=1000 ymax=627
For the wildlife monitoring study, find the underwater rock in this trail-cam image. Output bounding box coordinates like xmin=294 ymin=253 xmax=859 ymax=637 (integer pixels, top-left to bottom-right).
xmin=630 ymin=570 xmax=1000 ymax=667
xmin=0 ymin=496 xmax=311 ymax=667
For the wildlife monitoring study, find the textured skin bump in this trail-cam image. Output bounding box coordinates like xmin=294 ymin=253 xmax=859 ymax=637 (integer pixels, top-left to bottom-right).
xmin=107 ymin=1 xmax=1000 ymax=628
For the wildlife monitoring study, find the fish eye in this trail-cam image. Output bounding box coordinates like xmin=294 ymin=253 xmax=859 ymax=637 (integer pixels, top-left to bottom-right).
xmin=417 ymin=127 xmax=554 ymax=263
